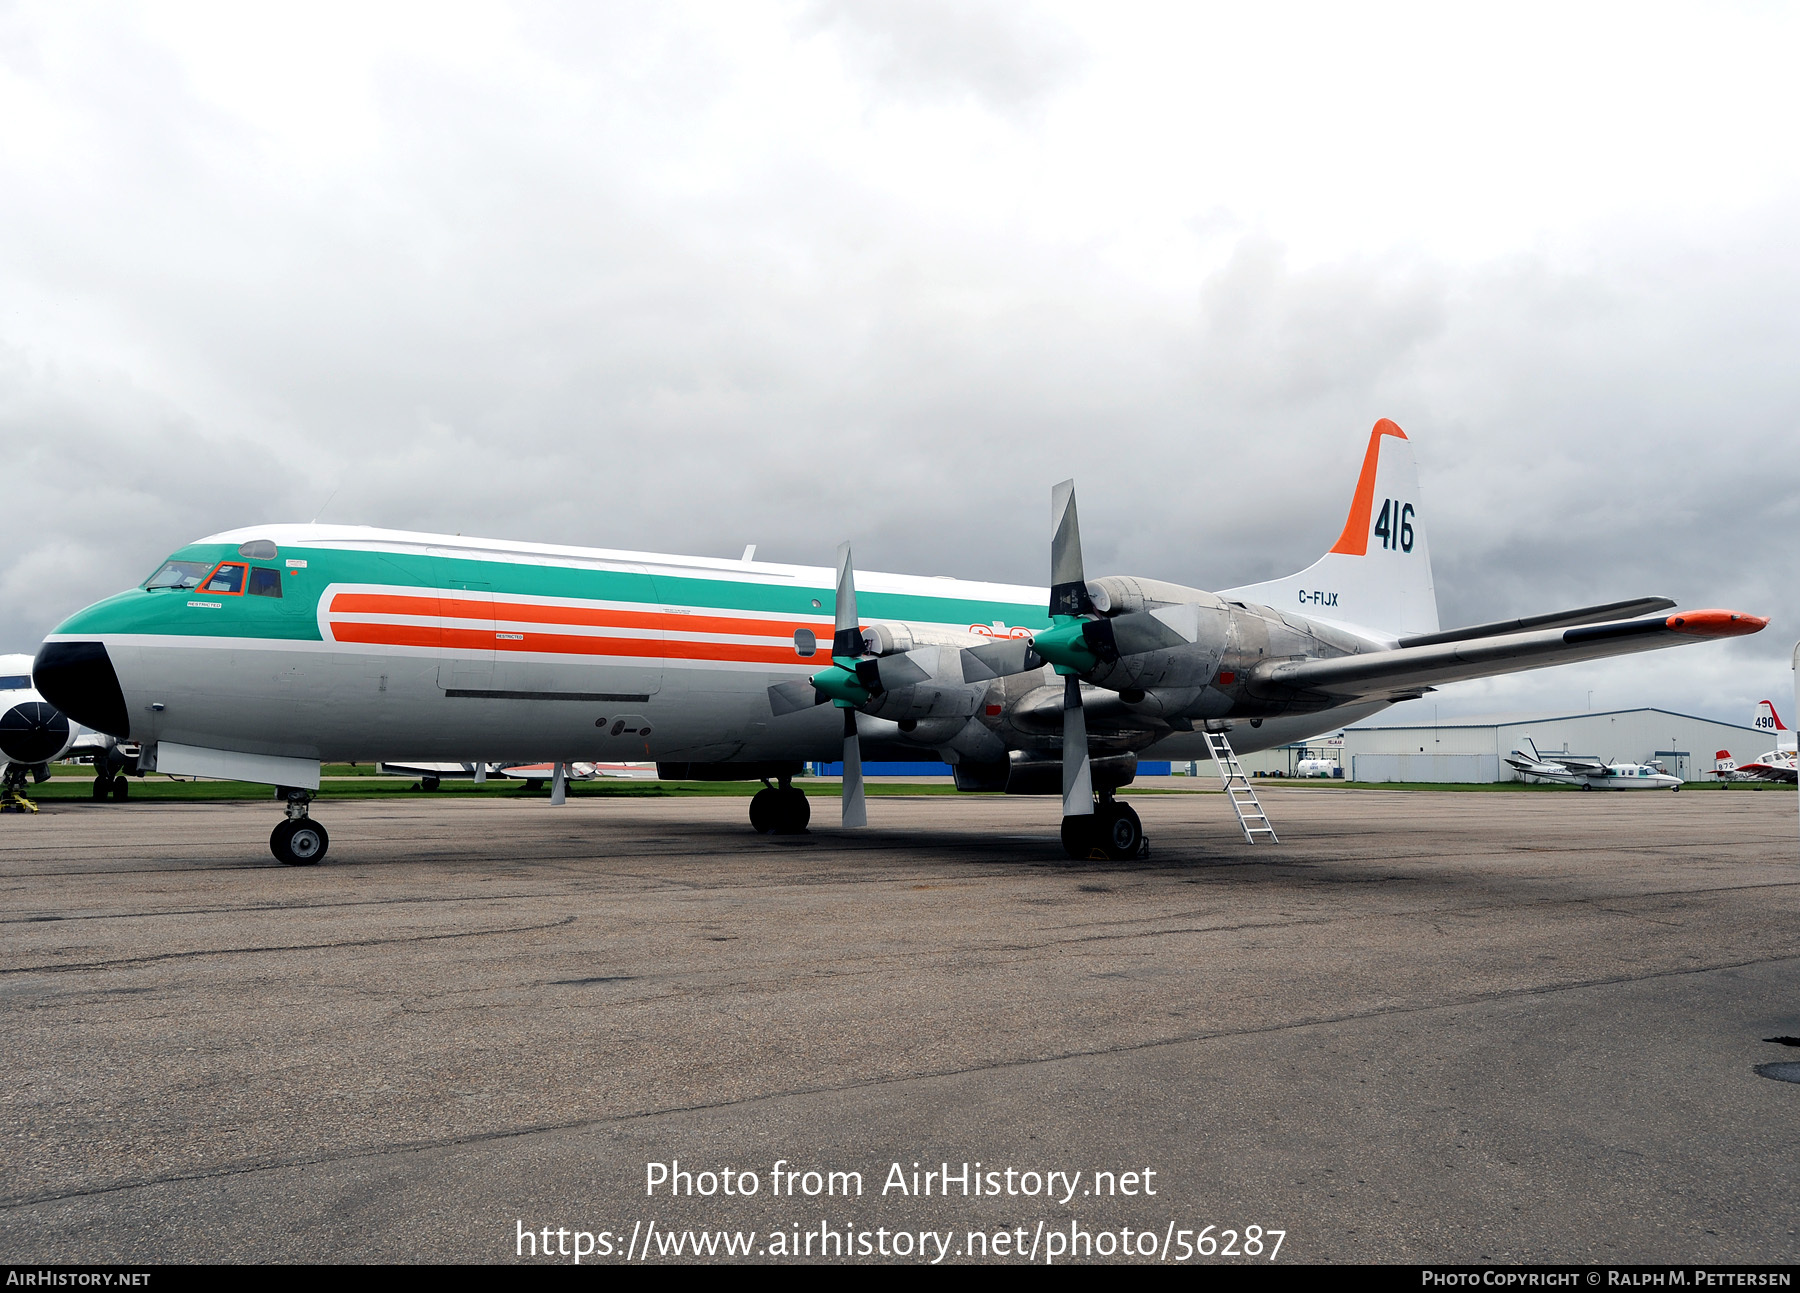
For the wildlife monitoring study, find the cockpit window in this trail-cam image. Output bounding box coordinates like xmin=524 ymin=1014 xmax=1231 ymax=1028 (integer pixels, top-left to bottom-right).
xmin=0 ymin=675 xmax=29 ymax=690
xmin=237 ymin=539 xmax=279 ymax=560
xmin=145 ymin=561 xmax=211 ymax=590
xmin=201 ymin=563 xmax=247 ymax=595
xmin=247 ymin=568 xmax=282 ymax=598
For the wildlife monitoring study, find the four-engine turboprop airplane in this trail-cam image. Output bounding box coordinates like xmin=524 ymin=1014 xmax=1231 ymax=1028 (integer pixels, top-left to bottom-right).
xmin=31 ymin=420 xmax=1767 ymax=863
xmin=1504 ymin=737 xmax=1685 ymax=791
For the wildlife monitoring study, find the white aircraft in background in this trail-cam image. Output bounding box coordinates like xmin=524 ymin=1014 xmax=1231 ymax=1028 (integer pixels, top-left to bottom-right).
xmin=0 ymin=653 xmax=137 ymax=809
xmin=1506 ymin=737 xmax=1685 ymax=791
xmin=31 ymin=420 xmax=1765 ymax=862
xmin=1722 ymin=701 xmax=1799 ymax=783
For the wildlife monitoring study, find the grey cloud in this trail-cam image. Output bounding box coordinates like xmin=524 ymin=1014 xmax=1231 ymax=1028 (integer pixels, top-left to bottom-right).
xmin=800 ymin=0 xmax=1085 ymax=111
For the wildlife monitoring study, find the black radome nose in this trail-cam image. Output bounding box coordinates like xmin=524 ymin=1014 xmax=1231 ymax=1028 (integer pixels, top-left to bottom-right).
xmin=0 ymin=701 xmax=72 ymax=764
xmin=33 ymin=641 xmax=131 ymax=739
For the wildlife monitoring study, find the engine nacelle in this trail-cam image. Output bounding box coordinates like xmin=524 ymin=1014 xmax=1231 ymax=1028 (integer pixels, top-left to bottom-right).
xmin=0 ymin=700 xmax=76 ymax=766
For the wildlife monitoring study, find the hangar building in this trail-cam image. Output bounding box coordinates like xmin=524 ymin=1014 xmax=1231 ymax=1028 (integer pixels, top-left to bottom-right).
xmin=1337 ymin=708 xmax=1771 ymax=784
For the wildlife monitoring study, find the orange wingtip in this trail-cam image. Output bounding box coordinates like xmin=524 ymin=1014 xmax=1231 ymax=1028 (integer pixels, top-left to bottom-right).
xmin=1666 ymin=610 xmax=1768 ymax=637
xmin=1329 ymin=419 xmax=1409 ymax=556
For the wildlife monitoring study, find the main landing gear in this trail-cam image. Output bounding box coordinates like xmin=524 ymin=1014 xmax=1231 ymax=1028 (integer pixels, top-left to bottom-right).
xmin=1061 ymin=795 xmax=1147 ymax=861
xmin=270 ymin=788 xmax=329 ymax=866
xmin=749 ymin=775 xmax=811 ymax=835
xmin=90 ymin=773 xmax=129 ymax=801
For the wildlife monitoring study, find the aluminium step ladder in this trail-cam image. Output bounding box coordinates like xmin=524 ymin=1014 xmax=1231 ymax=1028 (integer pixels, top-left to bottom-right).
xmin=1203 ymin=729 xmax=1279 ymax=844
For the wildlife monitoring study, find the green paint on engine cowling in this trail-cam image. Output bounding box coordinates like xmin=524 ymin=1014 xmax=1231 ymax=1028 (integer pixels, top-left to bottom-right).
xmin=1033 ymin=617 xmax=1099 ymax=676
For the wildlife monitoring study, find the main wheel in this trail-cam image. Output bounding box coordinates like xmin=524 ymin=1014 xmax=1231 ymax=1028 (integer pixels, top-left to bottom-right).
xmin=270 ymin=818 xmax=329 ymax=866
xmin=749 ymin=787 xmax=780 ymax=834
xmin=91 ymin=776 xmax=109 ymax=801
xmin=421 ymin=775 xmax=441 ymax=792
xmin=1061 ymin=814 xmax=1100 ymax=860
xmin=1098 ymin=801 xmax=1145 ymax=861
xmin=111 ymin=775 xmax=129 ymax=802
xmin=773 ymin=787 xmax=810 ymax=834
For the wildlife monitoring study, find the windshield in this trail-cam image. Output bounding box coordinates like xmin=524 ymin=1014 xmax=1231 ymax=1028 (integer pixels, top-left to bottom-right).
xmin=144 ymin=560 xmax=211 ymax=590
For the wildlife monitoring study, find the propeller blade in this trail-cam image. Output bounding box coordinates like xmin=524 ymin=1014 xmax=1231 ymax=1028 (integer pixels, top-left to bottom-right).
xmin=1106 ymin=605 xmax=1199 ymax=656
xmin=841 ymin=707 xmax=867 ymax=828
xmin=1049 ymin=479 xmax=1095 ymax=619
xmin=768 ymin=678 xmax=826 ymax=716
xmin=961 ymin=638 xmax=1042 ymax=682
xmin=832 ymin=541 xmax=863 ymax=659
xmin=863 ymin=649 xmax=931 ymax=691
xmin=1061 ymin=673 xmax=1094 ymax=817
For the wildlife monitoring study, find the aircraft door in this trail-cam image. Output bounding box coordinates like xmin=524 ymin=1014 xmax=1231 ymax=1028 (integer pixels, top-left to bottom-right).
xmin=437 ymin=579 xmax=495 ymax=693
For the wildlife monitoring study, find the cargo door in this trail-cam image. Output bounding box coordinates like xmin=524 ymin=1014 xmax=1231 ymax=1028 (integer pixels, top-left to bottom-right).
xmin=436 ymin=579 xmax=495 ymax=693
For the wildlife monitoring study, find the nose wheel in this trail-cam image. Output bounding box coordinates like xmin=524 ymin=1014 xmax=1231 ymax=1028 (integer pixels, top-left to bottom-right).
xmin=270 ymin=789 xmax=329 ymax=865
xmin=1061 ymin=797 xmax=1147 ymax=861
xmin=749 ymin=778 xmax=811 ymax=834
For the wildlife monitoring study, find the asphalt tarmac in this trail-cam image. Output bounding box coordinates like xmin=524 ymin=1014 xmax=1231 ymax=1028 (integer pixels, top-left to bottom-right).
xmin=2 ymin=787 xmax=1797 ymax=1265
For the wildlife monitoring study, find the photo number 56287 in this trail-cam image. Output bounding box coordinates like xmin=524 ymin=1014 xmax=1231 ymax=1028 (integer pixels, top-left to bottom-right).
xmin=1170 ymin=1225 xmax=1285 ymax=1260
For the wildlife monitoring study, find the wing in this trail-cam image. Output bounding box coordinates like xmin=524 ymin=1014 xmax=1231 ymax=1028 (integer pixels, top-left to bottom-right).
xmin=1737 ymin=763 xmax=1799 ymax=784
xmin=1255 ymin=610 xmax=1765 ymax=703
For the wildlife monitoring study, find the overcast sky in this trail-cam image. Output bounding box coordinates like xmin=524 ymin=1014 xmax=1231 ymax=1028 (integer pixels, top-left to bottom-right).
xmin=3 ymin=1 xmax=1795 ymax=726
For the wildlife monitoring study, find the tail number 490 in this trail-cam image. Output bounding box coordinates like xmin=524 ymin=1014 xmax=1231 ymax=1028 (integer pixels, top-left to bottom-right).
xmin=1373 ymin=499 xmax=1415 ymax=553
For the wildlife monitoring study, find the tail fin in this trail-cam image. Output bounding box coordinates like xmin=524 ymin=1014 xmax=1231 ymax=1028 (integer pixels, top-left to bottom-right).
xmin=1753 ymin=700 xmax=1787 ymax=732
xmin=1221 ymin=419 xmax=1440 ymax=640
xmin=1519 ymin=736 xmax=1542 ymax=763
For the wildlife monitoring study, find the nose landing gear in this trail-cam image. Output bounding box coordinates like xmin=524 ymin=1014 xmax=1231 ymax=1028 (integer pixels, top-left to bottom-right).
xmin=1061 ymin=795 xmax=1147 ymax=861
xmin=270 ymin=788 xmax=329 ymax=865
xmin=1 ymin=763 xmax=38 ymax=813
xmin=749 ymin=775 xmax=811 ymax=835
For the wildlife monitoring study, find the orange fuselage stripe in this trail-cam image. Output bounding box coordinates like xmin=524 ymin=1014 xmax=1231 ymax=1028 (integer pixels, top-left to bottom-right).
xmin=329 ymin=620 xmax=820 ymax=666
xmin=328 ymin=591 xmax=835 ymax=640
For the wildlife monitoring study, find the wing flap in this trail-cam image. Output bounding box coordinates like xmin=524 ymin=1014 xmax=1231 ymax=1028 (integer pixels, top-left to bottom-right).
xmin=1396 ymin=597 xmax=1676 ymax=649
xmin=1256 ymin=610 xmax=1766 ymax=700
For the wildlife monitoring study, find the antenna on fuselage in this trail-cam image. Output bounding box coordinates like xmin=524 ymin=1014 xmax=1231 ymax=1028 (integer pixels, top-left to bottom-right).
xmin=311 ymin=478 xmax=345 ymax=524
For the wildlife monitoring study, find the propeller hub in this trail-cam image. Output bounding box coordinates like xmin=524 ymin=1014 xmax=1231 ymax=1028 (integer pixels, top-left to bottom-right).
xmin=1033 ymin=618 xmax=1102 ymax=675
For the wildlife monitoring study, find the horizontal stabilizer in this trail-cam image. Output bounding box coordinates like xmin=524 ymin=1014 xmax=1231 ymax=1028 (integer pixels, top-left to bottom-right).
xmin=1397 ymin=597 xmax=1677 ymax=649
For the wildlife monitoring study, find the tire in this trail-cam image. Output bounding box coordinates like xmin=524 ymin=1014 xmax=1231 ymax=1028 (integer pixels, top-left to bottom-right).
xmin=111 ymin=775 xmax=129 ymax=802
xmin=270 ymin=818 xmax=329 ymax=866
xmin=421 ymin=775 xmax=440 ymax=792
xmin=1580 ymin=783 xmax=1593 ymax=791
xmin=523 ymin=778 xmax=544 ymax=792
xmin=91 ymin=777 xmax=109 ymax=801
xmin=1061 ymin=815 xmax=1100 ymax=860
xmin=774 ymin=787 xmax=810 ymax=834
xmin=1671 ymin=785 xmax=1680 ymax=793
xmin=749 ymin=787 xmax=779 ymax=834
xmin=1099 ymin=802 xmax=1145 ymax=861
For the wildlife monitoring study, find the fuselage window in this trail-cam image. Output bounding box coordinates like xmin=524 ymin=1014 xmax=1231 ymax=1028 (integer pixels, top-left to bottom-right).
xmin=202 ymin=563 xmax=248 ymax=595
xmin=247 ymin=568 xmax=282 ymax=598
xmin=144 ymin=560 xmax=211 ymax=590
xmin=0 ymin=675 xmax=29 ymax=690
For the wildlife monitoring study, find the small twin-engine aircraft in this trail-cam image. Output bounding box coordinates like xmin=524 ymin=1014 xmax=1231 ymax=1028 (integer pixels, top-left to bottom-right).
xmin=1505 ymin=737 xmax=1685 ymax=791
xmin=0 ymin=653 xmax=137 ymax=811
xmin=31 ymin=420 xmax=1765 ymax=862
xmin=1722 ymin=702 xmax=1799 ymax=783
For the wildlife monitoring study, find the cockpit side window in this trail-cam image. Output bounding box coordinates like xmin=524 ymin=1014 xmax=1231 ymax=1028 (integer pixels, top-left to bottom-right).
xmin=144 ymin=560 xmax=211 ymax=590
xmin=201 ymin=563 xmax=248 ymax=595
xmin=247 ymin=568 xmax=282 ymax=598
